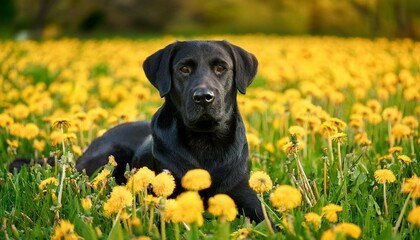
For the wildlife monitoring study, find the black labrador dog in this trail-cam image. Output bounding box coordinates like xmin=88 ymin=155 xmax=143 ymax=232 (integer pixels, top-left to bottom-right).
xmin=13 ymin=40 xmax=266 ymax=223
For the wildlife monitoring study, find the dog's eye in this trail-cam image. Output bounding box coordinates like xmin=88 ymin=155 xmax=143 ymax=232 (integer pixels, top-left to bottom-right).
xmin=215 ymin=65 xmax=226 ymax=73
xmin=179 ymin=66 xmax=192 ymax=74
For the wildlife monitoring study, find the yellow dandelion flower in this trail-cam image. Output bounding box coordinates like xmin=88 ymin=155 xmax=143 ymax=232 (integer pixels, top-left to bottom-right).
xmin=97 ymin=129 xmax=107 ymax=137
xmin=349 ymin=116 xmax=364 ymax=130
xmin=391 ymin=123 xmax=411 ymax=141
xmin=335 ymin=222 xmax=362 ymax=239
xmin=6 ymin=139 xmax=19 ymax=150
xmin=137 ymin=236 xmax=152 ymax=240
xmin=319 ymin=122 xmax=338 ymax=137
xmin=264 ymin=143 xmax=275 ymax=154
xmin=75 ymin=112 xmax=87 ymax=121
xmin=231 ymin=227 xmax=253 ymax=240
xmin=282 ymin=142 xmax=295 ymax=154
xmin=304 ymin=212 xmax=322 ymax=229
xmin=408 ymin=206 xmax=420 ymax=227
xmin=368 ymin=113 xmax=382 ymax=125
xmin=51 ymin=192 xmax=57 ymax=201
xmin=103 ymin=186 xmax=133 ymax=217
xmin=72 ymin=145 xmax=82 ymax=156
xmin=108 ymin=155 xmax=118 ymax=167
xmin=49 ymin=131 xmax=63 ymax=146
xmin=355 ymin=132 xmax=372 ymax=146
xmin=366 ymin=99 xmax=382 ymax=113
xmin=322 ymin=203 xmax=343 ymax=223
xmin=397 ymin=155 xmax=411 ymax=164
xmin=288 ymin=125 xmax=305 ymax=139
xmin=382 ymin=107 xmax=401 ymax=123
xmin=126 ymin=167 xmax=155 ymax=193
xmin=207 ymin=194 xmax=237 ymax=221
xmin=120 ymin=211 xmax=130 ymax=220
xmin=33 ymin=139 xmax=45 ymax=152
xmin=88 ymin=107 xmax=109 ymax=121
xmin=39 ymin=177 xmax=59 ymax=190
xmin=307 ymin=115 xmax=321 ymax=128
xmin=374 ymin=169 xmax=396 ymax=184
xmin=377 ymin=154 xmax=392 ymax=163
xmin=51 ymin=219 xmax=80 ymax=240
xmin=0 ymin=113 xmax=14 ymax=127
xmin=270 ymin=185 xmax=302 ymax=212
xmin=95 ymin=227 xmax=102 ymax=238
xmin=12 ymin=103 xmax=30 ymax=120
xmin=281 ymin=140 xmax=304 ymax=154
xmin=249 ymin=171 xmax=273 ymax=194
xmin=175 ymin=191 xmax=204 ymax=226
xmin=131 ymin=216 xmax=141 ymax=227
xmin=247 ymin=132 xmax=260 ymax=148
xmin=52 ymin=117 xmax=72 ymax=129
xmin=152 ymin=171 xmax=176 ymax=197
xmin=81 ymin=197 xmax=92 ymax=211
xmin=8 ymin=123 xmax=24 ymax=138
xmin=163 ymin=199 xmax=180 ymax=223
xmin=23 ymin=123 xmax=40 ymax=139
xmin=328 ymin=118 xmax=347 ymax=131
xmin=145 ymin=194 xmax=161 ymax=206
xmin=181 ymin=169 xmax=211 ymax=191
xmin=401 ymin=175 xmax=420 ymax=198
xmin=275 ymin=137 xmax=289 ymax=148
xmin=402 ymin=116 xmax=419 ymax=130
xmin=331 ymin=132 xmax=347 ymax=143
xmin=321 ymin=229 xmax=335 ymax=240
xmin=92 ymin=168 xmax=111 ymax=190
xmin=388 ymin=146 xmax=403 ymax=154
xmin=64 ymin=133 xmax=77 ymax=144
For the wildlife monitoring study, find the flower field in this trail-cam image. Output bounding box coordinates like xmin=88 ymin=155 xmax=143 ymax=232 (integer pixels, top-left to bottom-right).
xmin=0 ymin=35 xmax=419 ymax=239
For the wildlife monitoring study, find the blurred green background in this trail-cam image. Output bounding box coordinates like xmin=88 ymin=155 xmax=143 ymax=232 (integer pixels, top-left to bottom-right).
xmin=1 ymin=0 xmax=420 ymax=39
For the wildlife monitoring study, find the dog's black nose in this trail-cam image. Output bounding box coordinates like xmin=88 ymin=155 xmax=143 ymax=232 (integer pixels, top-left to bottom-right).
xmin=192 ymin=89 xmax=214 ymax=106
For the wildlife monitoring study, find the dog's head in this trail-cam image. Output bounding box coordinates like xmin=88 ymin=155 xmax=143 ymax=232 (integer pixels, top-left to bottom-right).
xmin=143 ymin=40 xmax=258 ymax=132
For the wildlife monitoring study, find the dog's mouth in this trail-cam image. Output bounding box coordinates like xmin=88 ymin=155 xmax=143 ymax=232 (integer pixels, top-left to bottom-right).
xmin=186 ymin=114 xmax=220 ymax=132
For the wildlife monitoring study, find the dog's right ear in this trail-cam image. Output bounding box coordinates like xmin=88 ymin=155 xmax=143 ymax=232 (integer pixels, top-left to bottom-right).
xmin=143 ymin=42 xmax=177 ymax=97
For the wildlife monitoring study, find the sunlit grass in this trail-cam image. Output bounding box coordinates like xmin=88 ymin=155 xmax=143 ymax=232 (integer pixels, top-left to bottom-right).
xmin=0 ymin=35 xmax=419 ymax=239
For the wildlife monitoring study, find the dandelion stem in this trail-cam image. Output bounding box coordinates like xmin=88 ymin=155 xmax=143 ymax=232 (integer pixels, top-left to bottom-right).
xmin=388 ymin=121 xmax=394 ymax=148
xmin=393 ymin=192 xmax=411 ymax=235
xmin=57 ymin=157 xmax=66 ymax=207
xmin=337 ymin=142 xmax=344 ymax=180
xmin=409 ymin=135 xmax=415 ymax=158
xmin=312 ymin=180 xmax=320 ymax=201
xmin=383 ymin=183 xmax=388 ymax=216
xmin=174 ymin=223 xmax=180 ymax=240
xmin=112 ymin=209 xmax=122 ymax=229
xmin=60 ymin=127 xmax=65 ymax=157
xmin=160 ymin=197 xmax=167 ymax=240
xmin=328 ymin=131 xmax=334 ymax=164
xmin=161 ymin=218 xmax=166 ymax=240
xmin=323 ymin=157 xmax=327 ymax=201
xmin=259 ymin=194 xmax=275 ymax=235
xmin=56 ymin=126 xmax=67 ymax=223
xmin=148 ymin=204 xmax=155 ymax=233
xmin=296 ymin=154 xmax=316 ymax=205
xmin=304 ymin=115 xmax=308 ymax=159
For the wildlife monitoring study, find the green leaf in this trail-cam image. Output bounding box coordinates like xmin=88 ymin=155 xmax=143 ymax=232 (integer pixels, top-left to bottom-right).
xmin=74 ymin=217 xmax=97 ymax=240
xmin=107 ymin=221 xmax=125 ymax=240
xmin=378 ymin=224 xmax=400 ymax=240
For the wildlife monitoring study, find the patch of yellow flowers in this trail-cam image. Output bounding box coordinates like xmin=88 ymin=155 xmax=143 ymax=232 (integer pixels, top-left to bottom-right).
xmin=1 ymin=35 xmax=420 ymax=239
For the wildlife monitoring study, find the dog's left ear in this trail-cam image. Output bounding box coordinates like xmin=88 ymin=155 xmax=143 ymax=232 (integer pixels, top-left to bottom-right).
xmin=143 ymin=42 xmax=177 ymax=97
xmin=222 ymin=41 xmax=258 ymax=94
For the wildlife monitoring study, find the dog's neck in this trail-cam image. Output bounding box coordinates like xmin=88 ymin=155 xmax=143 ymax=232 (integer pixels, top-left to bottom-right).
xmin=151 ymin=97 xmax=248 ymax=162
